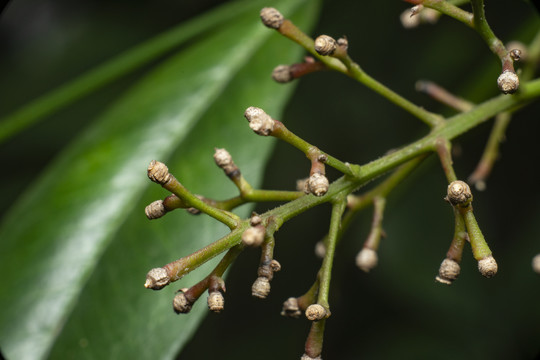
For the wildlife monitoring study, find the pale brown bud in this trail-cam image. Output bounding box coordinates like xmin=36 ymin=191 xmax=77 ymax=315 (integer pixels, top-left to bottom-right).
xmin=355 ymin=248 xmax=378 ymax=273
xmin=144 ymin=267 xmax=170 ymax=290
xmin=314 ymin=35 xmax=337 ymax=56
xmin=305 ymin=304 xmax=328 ymax=321
xmin=281 ymin=297 xmax=302 ymax=318
xmin=308 ymin=173 xmax=329 ymax=197
xmin=213 ymin=148 xmax=232 ymax=168
xmin=173 ymin=290 xmax=193 ymax=314
xmin=478 ymin=255 xmax=498 ymax=278
xmin=435 ymin=258 xmax=461 ymax=285
xmin=446 ymin=180 xmax=472 ymax=207
xmin=497 ymin=70 xmax=519 ymax=94
xmin=314 ymin=241 xmax=326 ymax=258
xmin=145 ymin=200 xmax=167 ymax=220
xmin=244 ymin=106 xmax=275 ymax=136
xmin=241 ymin=225 xmax=266 ymax=247
xmin=252 ymin=276 xmax=271 ymax=299
xmin=250 ymin=213 xmax=262 ymax=226
xmin=207 ymin=291 xmax=225 ymax=313
xmin=532 ymin=254 xmax=540 ymax=274
xmin=507 ymin=41 xmax=528 ymax=61
xmin=272 ymin=65 xmax=293 ymax=83
xmin=296 ymin=177 xmax=309 ymax=192
xmin=260 ymin=7 xmax=283 ymax=29
xmin=147 ymin=160 xmax=171 ymax=185
xmin=270 ymin=259 xmax=281 ymax=272
xmin=301 ymin=354 xmax=322 ymax=360
xmin=337 ymin=37 xmax=348 ymax=51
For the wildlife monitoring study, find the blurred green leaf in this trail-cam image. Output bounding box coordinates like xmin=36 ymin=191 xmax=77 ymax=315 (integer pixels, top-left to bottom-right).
xmin=0 ymin=0 xmax=320 ymax=359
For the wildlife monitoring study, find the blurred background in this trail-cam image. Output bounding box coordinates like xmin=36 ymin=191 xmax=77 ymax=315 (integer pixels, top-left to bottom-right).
xmin=1 ymin=1 xmax=540 ymax=359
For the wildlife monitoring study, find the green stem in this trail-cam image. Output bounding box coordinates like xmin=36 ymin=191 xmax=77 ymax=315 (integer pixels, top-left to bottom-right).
xmin=363 ymin=196 xmax=386 ymax=251
xmin=459 ymin=206 xmax=492 ymax=260
xmin=421 ymin=0 xmax=474 ymax=27
xmin=446 ymin=207 xmax=467 ymax=263
xmin=435 ymin=138 xmax=458 ymax=183
xmin=470 ymin=0 xmax=511 ymax=64
xmin=304 ymin=319 xmax=326 ymax=359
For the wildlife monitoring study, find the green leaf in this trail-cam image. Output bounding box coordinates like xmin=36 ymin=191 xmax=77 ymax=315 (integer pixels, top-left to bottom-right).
xmin=0 ymin=1 xmax=320 ymax=359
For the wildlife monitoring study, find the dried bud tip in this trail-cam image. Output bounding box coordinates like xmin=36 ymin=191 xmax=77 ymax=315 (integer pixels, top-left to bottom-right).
xmin=497 ymin=70 xmax=519 ymax=94
xmin=307 ymin=173 xmax=329 ymax=197
xmin=207 ymin=291 xmax=225 ymax=313
xmin=272 ymin=65 xmax=293 ymax=83
xmin=478 ymin=255 xmax=498 ymax=278
xmin=244 ymin=106 xmax=275 ymax=136
xmin=337 ymin=37 xmax=348 ymax=50
xmin=147 ymin=160 xmax=171 ymax=185
xmin=446 ymin=180 xmax=472 ymax=207
xmin=260 ymin=7 xmax=283 ymax=29
xmin=314 ymin=35 xmax=337 ymax=56
xmin=144 ymin=267 xmax=170 ymax=290
xmin=305 ymin=304 xmax=328 ymax=321
xmin=356 ymin=248 xmax=378 ymax=273
xmin=532 ymin=254 xmax=540 ymax=274
xmin=173 ymin=291 xmax=193 ymax=314
xmin=242 ymin=225 xmax=266 ymax=247
xmin=213 ymin=148 xmax=233 ymax=168
xmin=510 ymin=49 xmax=522 ymax=61
xmin=145 ymin=200 xmax=167 ymax=220
xmin=281 ymin=297 xmax=302 ymax=318
xmin=270 ymin=259 xmax=281 ymax=272
xmin=252 ymin=277 xmax=271 ymax=299
xmin=250 ymin=213 xmax=262 ymax=226
xmin=435 ymin=258 xmax=461 ymax=285
xmin=301 ymin=355 xmax=322 ymax=360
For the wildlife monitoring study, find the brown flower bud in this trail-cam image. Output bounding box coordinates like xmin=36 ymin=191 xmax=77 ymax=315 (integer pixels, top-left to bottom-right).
xmin=173 ymin=290 xmax=193 ymax=314
xmin=252 ymin=276 xmax=271 ymax=299
xmin=281 ymin=297 xmax=302 ymax=318
xmin=355 ymin=248 xmax=378 ymax=273
xmin=145 ymin=200 xmax=167 ymax=220
xmin=510 ymin=49 xmax=522 ymax=61
xmin=147 ymin=160 xmax=171 ymax=185
xmin=260 ymin=7 xmax=283 ymax=29
xmin=144 ymin=267 xmax=170 ymax=290
xmin=207 ymin=291 xmax=225 ymax=313
xmin=307 ymin=173 xmax=329 ymax=197
xmin=435 ymin=258 xmax=461 ymax=285
xmin=270 ymin=259 xmax=281 ymax=272
xmin=250 ymin=213 xmax=262 ymax=226
xmin=272 ymin=65 xmax=293 ymax=83
xmin=305 ymin=304 xmax=328 ymax=321
xmin=244 ymin=106 xmax=275 ymax=136
xmin=241 ymin=225 xmax=266 ymax=247
xmin=478 ymin=255 xmax=498 ymax=278
xmin=446 ymin=180 xmax=472 ymax=207
xmin=314 ymin=35 xmax=337 ymax=56
xmin=497 ymin=70 xmax=519 ymax=94
xmin=532 ymin=253 xmax=540 ymax=274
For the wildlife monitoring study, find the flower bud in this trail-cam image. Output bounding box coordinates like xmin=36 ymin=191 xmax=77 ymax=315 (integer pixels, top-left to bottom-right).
xmin=207 ymin=291 xmax=225 ymax=313
xmin=301 ymin=354 xmax=322 ymax=360
xmin=252 ymin=276 xmax=271 ymax=299
xmin=173 ymin=290 xmax=193 ymax=314
xmin=307 ymin=173 xmax=329 ymax=197
xmin=144 ymin=267 xmax=170 ymax=290
xmin=532 ymin=253 xmax=540 ymax=274
xmin=314 ymin=241 xmax=326 ymax=258
xmin=260 ymin=7 xmax=284 ymax=29
xmin=355 ymin=248 xmax=378 ymax=273
xmin=446 ymin=180 xmax=472 ymax=207
xmin=147 ymin=160 xmax=171 ymax=185
xmin=242 ymin=225 xmax=266 ymax=247
xmin=281 ymin=297 xmax=302 ymax=318
xmin=305 ymin=304 xmax=328 ymax=321
xmin=497 ymin=70 xmax=519 ymax=94
xmin=478 ymin=255 xmax=498 ymax=278
xmin=244 ymin=106 xmax=275 ymax=136
xmin=145 ymin=200 xmax=167 ymax=220
xmin=435 ymin=258 xmax=461 ymax=285
xmin=314 ymin=35 xmax=337 ymax=56
xmin=272 ymin=65 xmax=293 ymax=83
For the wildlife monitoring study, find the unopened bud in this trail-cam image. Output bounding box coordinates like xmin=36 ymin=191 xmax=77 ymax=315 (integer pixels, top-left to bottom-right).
xmin=252 ymin=276 xmax=271 ymax=299
xmin=244 ymin=106 xmax=275 ymax=136
xmin=173 ymin=290 xmax=193 ymax=314
xmin=497 ymin=70 xmax=519 ymax=94
xmin=435 ymin=258 xmax=461 ymax=285
xmin=308 ymin=173 xmax=329 ymax=197
xmin=207 ymin=291 xmax=225 ymax=313
xmin=272 ymin=65 xmax=293 ymax=83
xmin=355 ymin=248 xmax=378 ymax=273
xmin=337 ymin=37 xmax=348 ymax=51
xmin=478 ymin=255 xmax=498 ymax=278
xmin=446 ymin=180 xmax=472 ymax=207
xmin=144 ymin=267 xmax=170 ymax=290
xmin=301 ymin=354 xmax=322 ymax=360
xmin=305 ymin=304 xmax=328 ymax=321
xmin=147 ymin=160 xmax=171 ymax=185
xmin=532 ymin=253 xmax=540 ymax=274
xmin=314 ymin=35 xmax=337 ymax=56
xmin=260 ymin=7 xmax=283 ymax=29
xmin=145 ymin=200 xmax=167 ymax=219
xmin=213 ymin=148 xmax=233 ymax=168
xmin=250 ymin=213 xmax=262 ymax=226
xmin=270 ymin=259 xmax=281 ymax=272
xmin=242 ymin=225 xmax=265 ymax=247
xmin=281 ymin=297 xmax=302 ymax=318
xmin=510 ymin=49 xmax=522 ymax=61
xmin=297 ymin=177 xmax=309 ymax=192
xmin=314 ymin=241 xmax=326 ymax=258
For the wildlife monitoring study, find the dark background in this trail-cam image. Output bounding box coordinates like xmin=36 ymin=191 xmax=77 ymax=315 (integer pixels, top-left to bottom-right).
xmin=1 ymin=1 xmax=540 ymax=359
